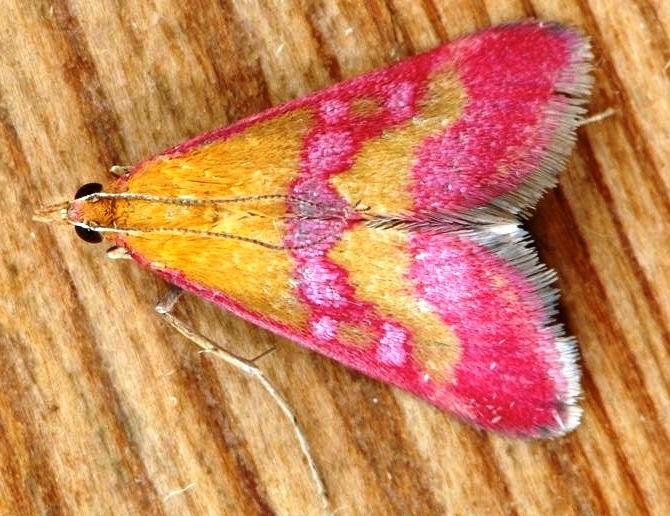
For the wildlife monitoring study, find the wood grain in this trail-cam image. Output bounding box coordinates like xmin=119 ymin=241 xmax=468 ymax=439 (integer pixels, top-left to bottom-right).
xmin=2 ymin=1 xmax=668 ymax=514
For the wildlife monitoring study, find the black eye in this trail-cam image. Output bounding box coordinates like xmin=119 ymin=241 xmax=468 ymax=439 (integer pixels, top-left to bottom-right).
xmin=75 ymin=182 xmax=103 ymax=199
xmin=75 ymin=224 xmax=103 ymax=244
xmin=73 ymin=183 xmax=104 ymax=243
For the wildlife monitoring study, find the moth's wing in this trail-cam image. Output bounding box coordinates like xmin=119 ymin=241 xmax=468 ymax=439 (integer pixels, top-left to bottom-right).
xmin=120 ymin=21 xmax=592 ymax=224
xmin=284 ymin=222 xmax=580 ymax=438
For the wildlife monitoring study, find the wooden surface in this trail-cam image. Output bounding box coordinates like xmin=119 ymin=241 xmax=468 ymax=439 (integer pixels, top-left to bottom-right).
xmin=2 ymin=1 xmax=669 ymax=515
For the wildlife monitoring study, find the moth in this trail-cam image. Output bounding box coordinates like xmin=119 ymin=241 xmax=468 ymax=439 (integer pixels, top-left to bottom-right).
xmin=36 ymin=21 xmax=592 ymax=441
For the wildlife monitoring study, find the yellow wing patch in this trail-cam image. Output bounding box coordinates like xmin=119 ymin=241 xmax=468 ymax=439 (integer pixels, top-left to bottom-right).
xmin=124 ymin=109 xmax=314 ymax=199
xmin=329 ymin=225 xmax=460 ymax=381
xmin=332 ymin=67 xmax=466 ymax=214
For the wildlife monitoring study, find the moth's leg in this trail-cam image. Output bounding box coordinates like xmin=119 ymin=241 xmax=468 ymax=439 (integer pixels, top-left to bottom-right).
xmin=155 ymin=286 xmax=328 ymax=509
xmin=110 ymin=165 xmax=132 ymax=177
